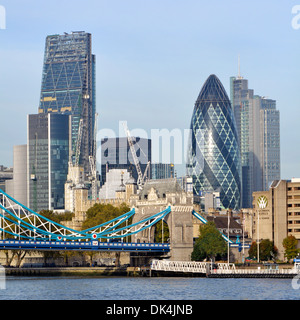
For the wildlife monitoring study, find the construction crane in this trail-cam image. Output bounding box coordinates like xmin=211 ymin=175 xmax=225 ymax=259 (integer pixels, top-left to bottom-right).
xmin=122 ymin=121 xmax=150 ymax=191
xmin=74 ymin=118 xmax=84 ymax=167
xmin=88 ymin=113 xmax=98 ymax=201
xmin=65 ymin=118 xmax=84 ymax=212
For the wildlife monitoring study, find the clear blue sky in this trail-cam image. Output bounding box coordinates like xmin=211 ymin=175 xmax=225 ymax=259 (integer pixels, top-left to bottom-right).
xmin=0 ymin=0 xmax=299 ymax=179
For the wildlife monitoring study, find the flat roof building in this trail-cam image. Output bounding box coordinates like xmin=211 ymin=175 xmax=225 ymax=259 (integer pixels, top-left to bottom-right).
xmin=252 ymin=179 xmax=300 ymax=260
xmin=101 ymin=137 xmax=151 ymax=186
xmin=28 ymin=113 xmax=70 ymax=212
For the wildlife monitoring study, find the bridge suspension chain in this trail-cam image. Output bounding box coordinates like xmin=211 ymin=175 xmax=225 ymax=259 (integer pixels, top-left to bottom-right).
xmin=0 ymin=189 xmax=171 ymax=242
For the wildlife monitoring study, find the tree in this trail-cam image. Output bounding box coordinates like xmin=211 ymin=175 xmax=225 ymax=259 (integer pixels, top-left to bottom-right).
xmin=248 ymin=241 xmax=257 ymax=260
xmin=81 ymin=203 xmax=131 ymax=231
xmin=191 ymin=222 xmax=227 ymax=261
xmin=154 ymin=220 xmax=169 ymax=243
xmin=81 ymin=203 xmax=131 ymax=266
xmin=249 ymin=239 xmax=278 ymax=261
xmin=283 ymin=235 xmax=300 ymax=263
xmin=14 ymin=250 xmax=28 ymax=268
xmin=39 ymin=210 xmax=74 ymax=224
xmin=260 ymin=239 xmax=278 ymax=261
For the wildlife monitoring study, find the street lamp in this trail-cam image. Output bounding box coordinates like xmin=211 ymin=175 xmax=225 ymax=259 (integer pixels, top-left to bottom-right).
xmin=257 ymin=208 xmax=260 ymax=263
xmin=241 ymin=210 xmax=245 ymax=264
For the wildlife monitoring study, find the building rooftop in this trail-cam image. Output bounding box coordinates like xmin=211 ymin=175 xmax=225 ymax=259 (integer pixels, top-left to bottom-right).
xmin=139 ymin=178 xmax=184 ymax=199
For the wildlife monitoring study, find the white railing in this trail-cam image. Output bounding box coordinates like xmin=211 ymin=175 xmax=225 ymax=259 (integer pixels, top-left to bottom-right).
xmin=151 ymin=260 xmax=300 ymax=276
xmin=151 ymin=260 xmax=208 ymax=273
xmin=150 ymin=260 xmax=236 ymax=274
xmin=211 ymin=268 xmax=299 ymax=275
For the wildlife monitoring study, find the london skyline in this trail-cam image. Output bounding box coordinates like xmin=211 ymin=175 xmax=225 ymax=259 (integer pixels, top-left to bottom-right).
xmin=0 ymin=0 xmax=299 ymax=180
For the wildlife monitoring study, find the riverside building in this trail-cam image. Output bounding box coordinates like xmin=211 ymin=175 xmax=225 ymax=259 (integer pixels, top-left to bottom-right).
xmin=251 ymin=179 xmax=300 ymax=260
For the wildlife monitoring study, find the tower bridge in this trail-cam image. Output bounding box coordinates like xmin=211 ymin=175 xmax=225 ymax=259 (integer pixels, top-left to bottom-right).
xmin=0 ymin=183 xmax=247 ymax=263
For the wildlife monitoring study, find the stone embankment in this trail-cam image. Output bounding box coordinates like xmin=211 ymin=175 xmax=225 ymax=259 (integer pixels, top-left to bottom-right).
xmin=4 ymin=266 xmax=130 ymax=277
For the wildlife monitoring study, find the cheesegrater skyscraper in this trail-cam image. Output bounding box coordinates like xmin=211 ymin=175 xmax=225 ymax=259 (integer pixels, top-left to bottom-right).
xmin=28 ymin=32 xmax=96 ymax=211
xmin=38 ymin=31 xmax=96 ymax=175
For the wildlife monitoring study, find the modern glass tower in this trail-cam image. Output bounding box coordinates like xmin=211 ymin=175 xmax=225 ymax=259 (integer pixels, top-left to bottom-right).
xmin=230 ymin=74 xmax=280 ymax=208
xmin=28 ymin=113 xmax=70 ymax=211
xmin=186 ymin=74 xmax=242 ymax=210
xmin=38 ymin=31 xmax=96 ymax=176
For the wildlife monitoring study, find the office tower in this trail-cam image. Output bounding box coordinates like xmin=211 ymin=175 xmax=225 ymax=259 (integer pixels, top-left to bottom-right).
xmin=230 ymin=75 xmax=250 ymax=145
xmin=186 ymin=74 xmax=242 ymax=210
xmin=230 ymin=75 xmax=280 ymax=207
xmin=28 ymin=113 xmax=70 ymax=212
xmin=260 ymin=98 xmax=280 ymax=190
xmin=8 ymin=145 xmax=28 ymax=206
xmin=0 ymin=166 xmax=13 ymax=193
xmin=101 ymin=137 xmax=151 ymax=186
xmin=38 ymin=32 xmax=96 ymax=176
xmin=151 ymin=163 xmax=174 ymax=180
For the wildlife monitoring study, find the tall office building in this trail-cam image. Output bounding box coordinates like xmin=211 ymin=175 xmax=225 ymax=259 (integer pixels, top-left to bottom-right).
xmin=101 ymin=137 xmax=151 ymax=186
xmin=186 ymin=74 xmax=242 ymax=210
xmin=38 ymin=31 xmax=96 ymax=175
xmin=151 ymin=163 xmax=174 ymax=180
xmin=28 ymin=113 xmax=70 ymax=212
xmin=8 ymin=145 xmax=28 ymax=206
xmin=260 ymin=98 xmax=281 ymax=191
xmin=230 ymin=75 xmax=280 ymax=208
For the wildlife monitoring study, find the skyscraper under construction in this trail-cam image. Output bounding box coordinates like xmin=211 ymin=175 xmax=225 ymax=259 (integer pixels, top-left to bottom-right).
xmin=38 ymin=31 xmax=96 ymax=175
xmin=28 ymin=32 xmax=97 ymax=211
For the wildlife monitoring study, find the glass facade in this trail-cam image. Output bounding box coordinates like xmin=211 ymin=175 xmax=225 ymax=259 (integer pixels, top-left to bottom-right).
xmin=28 ymin=114 xmax=49 ymax=212
xmin=38 ymin=32 xmax=96 ymax=174
xmin=230 ymin=75 xmax=280 ymax=208
xmin=260 ymin=101 xmax=280 ymax=191
xmin=186 ymin=74 xmax=242 ymax=210
xmin=28 ymin=114 xmax=69 ymax=211
xmin=49 ymin=114 xmax=70 ymax=210
xmin=151 ymin=163 xmax=174 ymax=180
xmin=101 ymin=137 xmax=152 ymax=185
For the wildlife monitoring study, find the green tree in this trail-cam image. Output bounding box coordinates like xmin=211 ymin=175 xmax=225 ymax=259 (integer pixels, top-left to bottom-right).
xmin=283 ymin=235 xmax=300 ymax=263
xmin=81 ymin=203 xmax=131 ymax=266
xmin=81 ymin=203 xmax=130 ymax=231
xmin=154 ymin=220 xmax=169 ymax=243
xmin=248 ymin=241 xmax=257 ymax=260
xmin=191 ymin=222 xmax=227 ymax=261
xmin=249 ymin=240 xmax=278 ymax=261
xmin=260 ymin=239 xmax=278 ymax=261
xmin=39 ymin=210 xmax=74 ymax=224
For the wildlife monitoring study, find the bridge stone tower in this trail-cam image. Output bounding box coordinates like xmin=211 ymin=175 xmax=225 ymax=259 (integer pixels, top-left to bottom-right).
xmin=130 ymin=179 xmax=194 ymax=261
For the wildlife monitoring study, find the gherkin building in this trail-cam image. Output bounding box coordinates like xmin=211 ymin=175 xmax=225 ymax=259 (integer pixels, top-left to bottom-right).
xmin=186 ymin=74 xmax=242 ymax=210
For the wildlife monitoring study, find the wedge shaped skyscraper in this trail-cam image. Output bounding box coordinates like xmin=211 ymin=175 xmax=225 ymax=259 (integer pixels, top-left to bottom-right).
xmin=39 ymin=31 xmax=96 ymax=176
xmin=187 ymin=74 xmax=242 ymax=210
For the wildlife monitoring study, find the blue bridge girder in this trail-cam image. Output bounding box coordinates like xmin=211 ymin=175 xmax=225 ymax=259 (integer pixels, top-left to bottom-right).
xmin=0 ymin=240 xmax=170 ymax=253
xmin=0 ymin=188 xmax=171 ymax=244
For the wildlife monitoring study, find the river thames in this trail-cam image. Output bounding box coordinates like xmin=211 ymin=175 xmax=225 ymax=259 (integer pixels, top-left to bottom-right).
xmin=0 ymin=276 xmax=299 ymax=300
